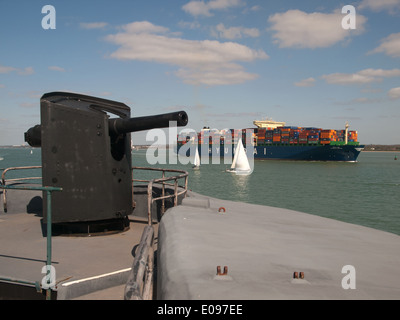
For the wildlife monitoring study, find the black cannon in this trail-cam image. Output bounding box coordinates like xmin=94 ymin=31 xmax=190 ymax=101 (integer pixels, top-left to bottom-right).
xmin=24 ymin=92 xmax=188 ymax=234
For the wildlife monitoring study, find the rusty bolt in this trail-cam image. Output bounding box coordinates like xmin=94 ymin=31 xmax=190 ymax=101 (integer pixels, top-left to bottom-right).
xmin=293 ymin=272 xmax=299 ymax=279
xmin=300 ymin=272 xmax=304 ymax=279
xmin=217 ymin=266 xmax=228 ymax=276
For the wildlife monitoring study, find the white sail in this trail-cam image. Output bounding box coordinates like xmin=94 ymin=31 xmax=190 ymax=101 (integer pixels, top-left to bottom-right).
xmin=193 ymin=147 xmax=200 ymax=168
xmin=230 ymin=139 xmax=251 ymax=175
xmin=231 ymin=143 xmax=239 ymax=170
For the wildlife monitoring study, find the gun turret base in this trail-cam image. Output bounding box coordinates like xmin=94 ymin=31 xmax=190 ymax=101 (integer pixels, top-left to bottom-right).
xmin=44 ymin=217 xmax=130 ymax=237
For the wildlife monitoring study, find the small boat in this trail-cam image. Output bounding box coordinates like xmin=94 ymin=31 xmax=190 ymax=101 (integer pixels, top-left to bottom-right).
xmin=192 ymin=147 xmax=200 ymax=169
xmin=227 ymin=139 xmax=251 ymax=175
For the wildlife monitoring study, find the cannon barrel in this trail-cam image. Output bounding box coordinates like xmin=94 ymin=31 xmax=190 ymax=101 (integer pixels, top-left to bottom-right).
xmin=108 ymin=110 xmax=188 ymax=135
xmin=24 ymin=110 xmax=188 ymax=147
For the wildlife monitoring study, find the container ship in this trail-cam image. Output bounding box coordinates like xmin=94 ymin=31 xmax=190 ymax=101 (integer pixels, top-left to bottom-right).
xmin=177 ymin=119 xmax=364 ymax=162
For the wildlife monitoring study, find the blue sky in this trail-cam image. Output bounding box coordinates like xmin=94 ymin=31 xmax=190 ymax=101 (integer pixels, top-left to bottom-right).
xmin=1 ymin=0 xmax=399 ymax=145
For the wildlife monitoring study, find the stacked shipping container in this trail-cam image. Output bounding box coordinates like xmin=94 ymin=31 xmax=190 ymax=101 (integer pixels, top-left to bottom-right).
xmin=177 ymin=126 xmax=359 ymax=146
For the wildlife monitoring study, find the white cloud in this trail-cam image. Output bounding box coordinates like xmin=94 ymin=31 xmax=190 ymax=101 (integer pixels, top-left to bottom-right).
xmin=17 ymin=67 xmax=34 ymax=75
xmin=175 ymin=64 xmax=259 ymax=86
xmin=358 ymin=68 xmax=400 ymax=77
xmin=322 ymin=73 xmax=377 ymax=85
xmin=48 ymin=66 xmax=65 ymax=72
xmin=333 ymin=97 xmax=382 ymax=105
xmin=241 ymin=5 xmax=262 ymax=14
xmin=213 ymin=23 xmax=260 ymax=39
xmin=80 ymin=22 xmax=109 ymax=29
xmin=358 ymin=0 xmax=400 ymax=12
xmin=369 ymin=32 xmax=400 ymax=58
xmin=182 ymin=0 xmax=244 ymax=17
xmin=121 ymin=21 xmax=169 ymax=34
xmin=0 ymin=65 xmax=33 ymax=75
xmin=106 ymin=21 xmax=269 ymax=86
xmin=0 ymin=65 xmax=16 ymax=74
xmin=249 ymin=5 xmax=261 ymax=12
xmin=19 ymin=102 xmax=36 ymax=108
xmin=321 ymin=68 xmax=400 ymax=85
xmin=388 ymin=87 xmax=400 ymax=99
xmin=294 ymin=77 xmax=315 ymax=87
xmin=182 ymin=1 xmax=212 ymax=17
xmin=268 ymin=9 xmax=366 ymax=49
xmin=361 ymin=88 xmax=383 ymax=93
xmin=179 ymin=21 xmax=201 ymax=30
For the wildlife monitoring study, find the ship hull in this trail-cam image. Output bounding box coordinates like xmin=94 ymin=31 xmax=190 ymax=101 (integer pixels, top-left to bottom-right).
xmin=178 ymin=144 xmax=364 ymax=162
xmin=251 ymin=144 xmax=364 ymax=161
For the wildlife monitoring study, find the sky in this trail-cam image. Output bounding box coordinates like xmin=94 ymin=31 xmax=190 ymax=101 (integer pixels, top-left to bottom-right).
xmin=0 ymin=0 xmax=400 ymax=145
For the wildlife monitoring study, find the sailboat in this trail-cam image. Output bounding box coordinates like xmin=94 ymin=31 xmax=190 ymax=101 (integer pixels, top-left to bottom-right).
xmin=227 ymin=139 xmax=252 ymax=175
xmin=193 ymin=147 xmax=200 ymax=169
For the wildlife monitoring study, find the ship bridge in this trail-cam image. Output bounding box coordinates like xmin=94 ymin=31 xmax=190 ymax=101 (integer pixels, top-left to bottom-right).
xmin=253 ymin=118 xmax=285 ymax=129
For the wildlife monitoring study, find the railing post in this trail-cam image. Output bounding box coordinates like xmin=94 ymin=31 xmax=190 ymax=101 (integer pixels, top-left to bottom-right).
xmin=161 ymin=170 xmax=165 ymax=214
xmin=46 ymin=190 xmax=52 ymax=300
xmin=174 ymin=179 xmax=178 ymax=206
xmin=2 ymin=187 xmax=7 ymax=213
xmin=0 ymin=183 xmax=61 ymax=300
xmin=147 ymin=181 xmax=153 ymax=226
xmin=184 ymin=175 xmax=188 ymax=198
xmin=132 ymin=173 xmax=135 ymax=209
xmin=2 ymin=169 xmax=7 ymax=213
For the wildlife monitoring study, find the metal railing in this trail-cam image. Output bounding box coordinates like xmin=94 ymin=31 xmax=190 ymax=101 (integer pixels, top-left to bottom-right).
xmin=1 ymin=166 xmax=42 ymax=213
xmin=125 ymin=166 xmax=188 ymax=300
xmin=124 ymin=225 xmax=154 ymax=300
xmin=132 ymin=166 xmax=189 ymax=225
xmin=2 ymin=166 xmax=189 ymax=223
xmin=1 ymin=165 xmax=188 ymax=300
xmin=0 ymin=183 xmax=62 ymax=300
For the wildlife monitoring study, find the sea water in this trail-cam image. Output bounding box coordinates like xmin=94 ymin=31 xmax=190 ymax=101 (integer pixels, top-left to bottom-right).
xmin=1 ymin=147 xmax=399 ymax=235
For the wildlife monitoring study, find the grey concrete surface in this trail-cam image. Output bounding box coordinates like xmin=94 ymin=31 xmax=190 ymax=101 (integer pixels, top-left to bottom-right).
xmin=2 ymin=187 xmax=399 ymax=300
xmin=157 ymin=191 xmax=400 ymax=300
xmin=0 ymin=188 xmax=156 ymax=300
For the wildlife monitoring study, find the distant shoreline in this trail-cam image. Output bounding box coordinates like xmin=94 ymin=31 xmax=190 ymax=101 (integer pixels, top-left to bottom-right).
xmin=363 ymin=150 xmax=399 ymax=153
xmin=1 ymin=144 xmax=399 ymax=152
xmin=363 ymin=145 xmax=400 ymax=152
